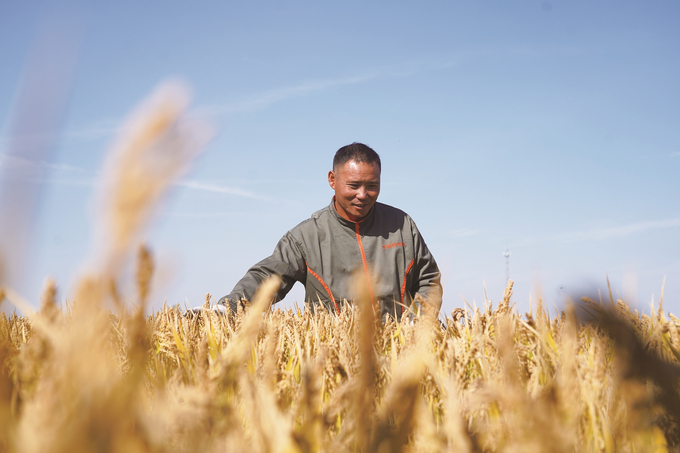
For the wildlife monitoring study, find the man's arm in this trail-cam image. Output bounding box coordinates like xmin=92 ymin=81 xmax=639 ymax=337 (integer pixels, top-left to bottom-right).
xmin=218 ymin=232 xmax=307 ymax=312
xmin=409 ymin=219 xmax=443 ymax=313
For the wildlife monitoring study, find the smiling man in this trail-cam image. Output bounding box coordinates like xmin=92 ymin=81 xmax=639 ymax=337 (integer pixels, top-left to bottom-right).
xmin=218 ymin=142 xmax=442 ymax=319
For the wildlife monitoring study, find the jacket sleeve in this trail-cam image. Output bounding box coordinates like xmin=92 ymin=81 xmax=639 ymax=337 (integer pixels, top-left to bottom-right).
xmin=218 ymin=231 xmax=307 ymax=312
xmin=409 ymin=219 xmax=443 ymax=313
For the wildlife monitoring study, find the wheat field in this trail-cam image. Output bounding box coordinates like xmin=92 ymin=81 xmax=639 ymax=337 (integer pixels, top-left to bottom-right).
xmin=1 ymin=274 xmax=679 ymax=452
xmin=0 ymin=82 xmax=678 ymax=452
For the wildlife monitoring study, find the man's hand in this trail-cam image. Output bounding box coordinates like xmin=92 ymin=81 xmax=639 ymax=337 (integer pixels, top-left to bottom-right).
xmin=185 ymin=304 xmax=228 ymax=318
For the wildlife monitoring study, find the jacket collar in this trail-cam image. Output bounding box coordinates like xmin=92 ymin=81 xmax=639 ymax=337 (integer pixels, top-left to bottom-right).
xmin=329 ymin=196 xmax=376 ymax=229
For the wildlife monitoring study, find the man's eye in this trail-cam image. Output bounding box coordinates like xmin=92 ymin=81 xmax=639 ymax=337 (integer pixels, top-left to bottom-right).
xmin=348 ymin=184 xmax=358 ymax=189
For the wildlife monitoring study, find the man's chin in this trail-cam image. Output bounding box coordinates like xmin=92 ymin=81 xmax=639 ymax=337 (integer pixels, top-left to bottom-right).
xmin=350 ymin=205 xmax=372 ymax=219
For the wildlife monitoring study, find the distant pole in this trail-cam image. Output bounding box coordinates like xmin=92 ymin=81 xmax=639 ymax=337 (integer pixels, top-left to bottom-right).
xmin=503 ymin=248 xmax=510 ymax=283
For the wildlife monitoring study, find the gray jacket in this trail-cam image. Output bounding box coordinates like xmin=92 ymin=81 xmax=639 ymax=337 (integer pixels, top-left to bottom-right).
xmin=219 ymin=199 xmax=442 ymax=318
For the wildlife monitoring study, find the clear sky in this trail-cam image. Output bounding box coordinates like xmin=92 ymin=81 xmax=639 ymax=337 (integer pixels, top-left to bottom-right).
xmin=1 ymin=0 xmax=678 ymax=316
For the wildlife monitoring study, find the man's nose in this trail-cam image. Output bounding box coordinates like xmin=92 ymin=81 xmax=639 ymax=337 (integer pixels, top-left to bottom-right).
xmin=356 ymin=187 xmax=367 ymax=199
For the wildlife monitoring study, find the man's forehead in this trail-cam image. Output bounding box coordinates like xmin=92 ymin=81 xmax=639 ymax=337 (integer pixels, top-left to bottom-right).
xmin=337 ymin=160 xmax=380 ymax=176
xmin=342 ymin=173 xmax=380 ymax=182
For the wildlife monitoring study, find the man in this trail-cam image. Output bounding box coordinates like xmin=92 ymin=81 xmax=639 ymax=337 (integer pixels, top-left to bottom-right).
xmin=218 ymin=142 xmax=442 ymax=319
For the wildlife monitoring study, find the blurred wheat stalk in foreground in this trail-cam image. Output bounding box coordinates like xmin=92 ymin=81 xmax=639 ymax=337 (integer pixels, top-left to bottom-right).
xmin=0 ymin=82 xmax=679 ymax=452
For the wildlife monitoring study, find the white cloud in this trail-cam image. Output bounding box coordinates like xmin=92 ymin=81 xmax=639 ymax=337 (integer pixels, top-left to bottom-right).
xmin=0 ymin=118 xmax=119 ymax=147
xmin=447 ymin=228 xmax=478 ymax=237
xmin=162 ymin=211 xmax=251 ymax=218
xmin=201 ymin=73 xmax=377 ymax=116
xmin=63 ymin=119 xmax=119 ymax=141
xmin=199 ymin=56 xmax=468 ymax=116
xmin=556 ymin=219 xmax=680 ymax=242
xmin=44 ymin=177 xmax=93 ymax=187
xmin=0 ymin=153 xmax=85 ymax=173
xmin=671 ymin=152 xmax=680 ymax=157
xmin=177 ymin=180 xmax=267 ymax=200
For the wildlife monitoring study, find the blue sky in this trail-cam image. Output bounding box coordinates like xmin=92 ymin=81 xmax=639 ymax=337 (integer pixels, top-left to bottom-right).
xmin=1 ymin=0 xmax=678 ymax=316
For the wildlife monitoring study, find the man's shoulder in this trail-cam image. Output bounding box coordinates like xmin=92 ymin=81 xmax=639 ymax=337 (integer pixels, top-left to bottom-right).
xmin=371 ymin=202 xmax=424 ymax=236
xmin=373 ymin=202 xmax=413 ymax=223
xmin=286 ymin=204 xmax=334 ymax=235
xmin=374 ymin=201 xmax=408 ymax=216
xmin=310 ymin=204 xmax=333 ymax=221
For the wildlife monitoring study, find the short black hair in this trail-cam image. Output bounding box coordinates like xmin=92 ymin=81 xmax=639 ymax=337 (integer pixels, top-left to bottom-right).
xmin=333 ymin=142 xmax=381 ymax=170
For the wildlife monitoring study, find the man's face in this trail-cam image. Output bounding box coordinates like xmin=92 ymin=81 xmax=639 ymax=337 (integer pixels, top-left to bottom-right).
xmin=328 ymin=159 xmax=381 ymax=221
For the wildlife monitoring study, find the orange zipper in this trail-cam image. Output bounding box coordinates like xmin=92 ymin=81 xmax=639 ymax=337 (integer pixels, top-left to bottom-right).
xmin=354 ymin=222 xmax=376 ymax=312
xmin=400 ymin=259 xmax=415 ymax=314
xmin=307 ymin=264 xmax=340 ymax=315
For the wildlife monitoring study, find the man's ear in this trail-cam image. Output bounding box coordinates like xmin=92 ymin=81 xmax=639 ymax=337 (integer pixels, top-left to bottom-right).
xmin=328 ymin=170 xmax=336 ymax=190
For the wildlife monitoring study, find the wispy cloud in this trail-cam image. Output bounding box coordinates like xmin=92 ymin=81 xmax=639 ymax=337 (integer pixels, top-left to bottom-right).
xmin=200 ymin=74 xmax=377 ymax=116
xmin=555 ymin=219 xmax=680 ymax=243
xmin=44 ymin=177 xmax=94 ymax=187
xmin=2 ymin=55 xmax=460 ymax=146
xmin=177 ymin=180 xmax=268 ymax=200
xmin=671 ymin=152 xmax=680 ymax=157
xmin=63 ymin=118 xmax=119 ymax=141
xmin=0 ymin=119 xmax=120 ymax=147
xmin=199 ymin=55 xmax=469 ymax=116
xmin=0 ymin=153 xmax=85 ymax=173
xmin=447 ymin=228 xmax=479 ymax=237
xmin=161 ymin=210 xmax=252 ymax=218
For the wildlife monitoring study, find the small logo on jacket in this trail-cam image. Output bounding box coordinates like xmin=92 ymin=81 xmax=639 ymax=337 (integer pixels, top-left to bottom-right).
xmin=382 ymin=242 xmax=405 ymax=249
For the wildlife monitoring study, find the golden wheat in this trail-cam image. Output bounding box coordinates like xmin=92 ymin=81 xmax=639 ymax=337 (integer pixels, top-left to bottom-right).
xmin=1 ymin=279 xmax=679 ymax=452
